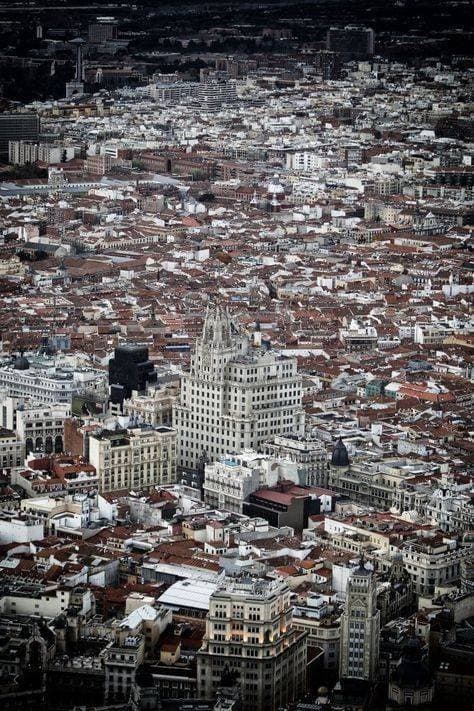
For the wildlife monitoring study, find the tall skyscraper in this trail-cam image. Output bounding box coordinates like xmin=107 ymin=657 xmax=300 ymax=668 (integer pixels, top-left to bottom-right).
xmin=339 ymin=559 xmax=380 ymax=682
xmin=108 ymin=344 xmax=157 ymax=410
xmin=326 ymin=26 xmax=375 ymax=59
xmin=0 ymin=113 xmax=40 ymax=159
xmin=174 ymin=305 xmax=305 ymax=478
xmin=88 ymin=22 xmax=118 ymax=44
xmin=65 ymin=38 xmax=85 ymax=98
xmin=197 ymin=578 xmax=307 ymax=711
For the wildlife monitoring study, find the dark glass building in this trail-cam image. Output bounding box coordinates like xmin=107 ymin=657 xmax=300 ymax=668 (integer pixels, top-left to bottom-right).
xmin=326 ymin=26 xmax=375 ymax=60
xmin=0 ymin=113 xmax=40 ymax=158
xmin=108 ymin=345 xmax=157 ymax=408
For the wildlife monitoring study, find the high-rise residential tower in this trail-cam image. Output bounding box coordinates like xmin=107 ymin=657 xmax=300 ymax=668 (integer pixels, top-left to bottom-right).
xmin=174 ymin=305 xmax=305 ymax=478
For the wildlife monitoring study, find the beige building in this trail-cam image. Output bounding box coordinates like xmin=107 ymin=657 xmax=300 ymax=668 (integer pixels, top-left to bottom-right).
xmin=88 ymin=425 xmax=176 ymax=492
xmin=0 ymin=255 xmax=27 ymax=277
xmin=123 ymin=382 xmax=179 ymax=427
xmin=399 ymin=535 xmax=470 ymax=596
xmin=15 ymin=400 xmax=70 ymax=454
xmin=197 ymin=578 xmax=307 ymax=711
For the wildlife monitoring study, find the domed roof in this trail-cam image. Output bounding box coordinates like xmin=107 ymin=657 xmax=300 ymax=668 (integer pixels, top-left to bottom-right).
xmin=13 ymin=352 xmax=30 ymax=370
xmin=391 ymin=638 xmax=432 ymax=689
xmin=53 ymin=614 xmax=67 ymax=629
xmin=331 ymin=437 xmax=350 ymax=467
xmin=267 ymin=173 xmax=284 ymax=194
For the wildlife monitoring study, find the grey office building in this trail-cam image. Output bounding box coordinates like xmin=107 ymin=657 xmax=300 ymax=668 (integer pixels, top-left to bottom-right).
xmin=0 ymin=113 xmax=40 ymax=158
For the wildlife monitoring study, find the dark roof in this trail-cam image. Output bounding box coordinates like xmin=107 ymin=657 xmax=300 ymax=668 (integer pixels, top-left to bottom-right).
xmin=331 ymin=437 xmax=350 ymax=467
xmin=13 ymin=353 xmax=30 ymax=370
xmin=391 ymin=638 xmax=432 ymax=689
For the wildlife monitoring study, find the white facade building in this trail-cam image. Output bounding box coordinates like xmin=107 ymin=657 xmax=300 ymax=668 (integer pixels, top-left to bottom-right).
xmin=0 ymin=427 xmax=24 ymax=470
xmin=0 ymin=356 xmax=107 ymax=405
xmin=399 ymin=536 xmax=470 ymax=596
xmin=426 ymin=483 xmax=473 ymax=533
xmin=123 ymin=382 xmax=179 ymax=427
xmin=203 ymin=457 xmax=261 ymax=513
xmin=0 ymin=513 xmax=44 ymax=544
xmin=8 ymin=140 xmax=73 ymax=166
xmin=174 ymin=306 xmax=305 ymax=472
xmin=263 ymin=433 xmax=328 ymax=487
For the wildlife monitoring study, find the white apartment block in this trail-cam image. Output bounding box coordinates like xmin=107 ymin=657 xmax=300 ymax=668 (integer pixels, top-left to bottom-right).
xmin=0 ymin=584 xmax=93 ymax=619
xmin=286 ymin=151 xmax=328 ymax=172
xmin=263 ymin=433 xmax=328 ymax=487
xmin=149 ymin=81 xmax=196 ymax=103
xmin=195 ymin=80 xmax=238 ymax=112
xmin=174 ymin=306 xmax=305 ymax=472
xmin=0 ymin=363 xmax=74 ymax=404
xmin=0 ymin=356 xmax=107 ymax=405
xmin=0 ymin=513 xmax=44 ymax=544
xmin=88 ymin=425 xmax=177 ymax=492
xmin=8 ymin=140 xmax=74 ymax=166
xmin=197 ymin=578 xmax=307 ymax=711
xmin=426 ymin=484 xmax=474 ymax=533
xmin=0 ymin=427 xmax=24 ymax=470
xmin=399 ymin=536 xmax=470 ymax=596
xmin=203 ymin=457 xmax=261 ymax=513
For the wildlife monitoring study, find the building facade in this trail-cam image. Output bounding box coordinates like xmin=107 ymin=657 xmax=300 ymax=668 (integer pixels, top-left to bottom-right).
xmin=15 ymin=402 xmax=70 ymax=455
xmin=0 ymin=359 xmax=74 ymax=404
xmin=0 ymin=427 xmax=24 ymax=470
xmin=203 ymin=457 xmax=261 ymax=513
xmin=339 ymin=561 xmax=380 ymax=682
xmin=263 ymin=433 xmax=328 ymax=487
xmin=197 ymin=578 xmax=307 ymax=711
xmin=174 ymin=306 xmax=305 ymax=475
xmin=123 ymin=382 xmax=179 ymax=428
xmin=88 ymin=425 xmax=176 ymax=492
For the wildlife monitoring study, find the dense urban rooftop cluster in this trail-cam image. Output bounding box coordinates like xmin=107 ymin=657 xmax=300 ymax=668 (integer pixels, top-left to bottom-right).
xmin=0 ymin=2 xmax=472 ymax=711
